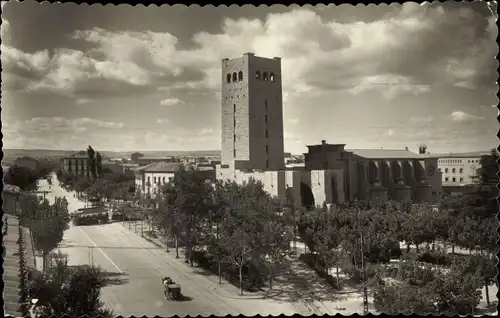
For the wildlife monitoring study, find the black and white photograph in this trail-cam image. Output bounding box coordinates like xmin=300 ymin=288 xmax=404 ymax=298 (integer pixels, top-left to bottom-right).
xmin=1 ymin=1 xmax=498 ymax=317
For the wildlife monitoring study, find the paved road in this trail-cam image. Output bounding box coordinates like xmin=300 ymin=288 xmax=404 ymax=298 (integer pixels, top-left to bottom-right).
xmin=58 ymin=223 xmax=247 ymax=316
xmin=38 ymin=172 xmax=301 ymax=316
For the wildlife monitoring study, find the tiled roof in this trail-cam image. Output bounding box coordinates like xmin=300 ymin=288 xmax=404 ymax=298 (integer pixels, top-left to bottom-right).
xmin=140 ymin=162 xmax=182 ymax=173
xmin=347 ymin=149 xmax=424 ymax=160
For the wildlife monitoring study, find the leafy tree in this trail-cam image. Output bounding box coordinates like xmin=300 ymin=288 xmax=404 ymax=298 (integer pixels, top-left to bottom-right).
xmin=219 ymin=179 xmax=272 ymax=295
xmin=4 ymin=165 xmax=36 ymax=190
xmin=30 ymin=251 xmax=113 ymax=317
xmin=429 ymin=257 xmax=483 ymax=315
xmin=401 ymin=204 xmax=438 ymax=253
xmin=28 ymin=197 xmax=71 ymax=272
xmin=260 ymin=196 xmax=293 ymax=291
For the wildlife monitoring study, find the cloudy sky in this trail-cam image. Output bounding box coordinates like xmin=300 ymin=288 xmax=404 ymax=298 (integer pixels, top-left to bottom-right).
xmin=1 ymin=1 xmax=498 ymax=154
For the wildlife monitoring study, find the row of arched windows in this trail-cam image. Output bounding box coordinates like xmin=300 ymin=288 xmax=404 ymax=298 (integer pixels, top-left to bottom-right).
xmin=227 ymin=71 xmax=243 ymax=83
xmin=256 ymin=71 xmax=276 ymax=82
xmin=226 ymin=71 xmax=277 ymax=83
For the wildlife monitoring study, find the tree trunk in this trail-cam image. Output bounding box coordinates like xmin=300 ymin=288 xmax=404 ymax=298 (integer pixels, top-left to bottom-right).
xmin=268 ymin=264 xmax=273 ymax=292
xmin=42 ymin=250 xmax=47 ymax=273
xmin=416 ymin=244 xmax=419 ymax=253
xmin=406 ymin=244 xmax=410 ymax=253
xmin=451 ymin=244 xmax=455 ymax=254
xmin=239 ymin=259 xmax=244 ymax=296
xmin=485 ymin=281 xmax=490 ymax=306
xmin=175 ymin=236 xmax=179 ymax=259
xmin=336 ymin=264 xmax=340 ymax=288
xmin=218 ymin=256 xmax=222 ymax=284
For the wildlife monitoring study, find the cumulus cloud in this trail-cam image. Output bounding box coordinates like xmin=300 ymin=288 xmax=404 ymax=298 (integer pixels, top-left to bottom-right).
xmin=449 ymin=111 xmax=486 ymax=122
xmin=2 ymin=3 xmax=495 ymax=101
xmin=160 ymin=97 xmax=185 ymax=107
xmin=2 ymin=117 xmax=125 ymax=149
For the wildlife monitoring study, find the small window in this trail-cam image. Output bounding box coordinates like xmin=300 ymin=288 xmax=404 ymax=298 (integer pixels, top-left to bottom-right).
xmin=270 ymin=72 xmax=275 ymax=82
xmin=265 ymin=115 xmax=268 ymax=123
xmin=452 ymin=177 xmax=456 ymax=182
xmin=226 ymin=73 xmax=231 ymax=83
xmin=266 ymin=160 xmax=269 ymax=168
xmin=265 ymin=99 xmax=268 ymax=109
xmin=162 ymin=177 xmax=166 ymax=183
xmin=232 ymin=72 xmax=237 ymax=82
xmin=452 ymin=168 xmax=456 ymax=173
xmin=234 ymin=134 xmax=236 ymax=141
xmin=265 ymin=130 xmax=268 ymax=138
xmin=154 ymin=177 xmax=157 ymax=183
xmin=266 ymin=145 xmax=269 ymax=154
xmin=445 ymin=177 xmax=449 ymax=182
xmin=459 ymin=177 xmax=464 ymax=182
xmin=263 ymin=72 xmax=269 ymax=81
xmin=147 ymin=176 xmax=151 ymax=184
xmin=233 ymin=104 xmax=236 ymax=113
xmin=438 ymin=168 xmax=441 ymax=172
xmin=233 ymin=149 xmax=236 ymax=157
xmin=445 ymin=168 xmax=448 ymax=173
xmin=459 ymin=168 xmax=463 ymax=173
xmin=238 ymin=71 xmax=243 ymax=81
xmin=256 ymin=71 xmax=261 ymax=80
xmin=169 ymin=177 xmax=173 ymax=182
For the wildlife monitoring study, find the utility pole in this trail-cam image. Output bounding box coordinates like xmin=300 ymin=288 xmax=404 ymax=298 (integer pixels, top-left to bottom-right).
xmin=88 ymin=246 xmax=94 ymax=267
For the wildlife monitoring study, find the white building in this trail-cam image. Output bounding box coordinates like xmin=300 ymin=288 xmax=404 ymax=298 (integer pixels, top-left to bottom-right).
xmin=135 ymin=162 xmax=182 ymax=197
xmin=428 ymin=151 xmax=488 ymax=186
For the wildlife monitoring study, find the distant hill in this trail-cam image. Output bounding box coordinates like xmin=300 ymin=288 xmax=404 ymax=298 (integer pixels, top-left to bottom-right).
xmin=2 ymin=148 xmax=221 ymax=165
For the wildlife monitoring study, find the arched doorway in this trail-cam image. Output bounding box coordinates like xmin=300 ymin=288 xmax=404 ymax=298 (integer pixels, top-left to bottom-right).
xmin=300 ymin=182 xmax=315 ymax=210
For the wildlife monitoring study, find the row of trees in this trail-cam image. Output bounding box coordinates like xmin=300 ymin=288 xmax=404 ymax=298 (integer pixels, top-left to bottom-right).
xmin=4 ymin=158 xmax=58 ymax=190
xmin=143 ymin=149 xmax=497 ymax=313
xmin=150 ymin=166 xmax=294 ymax=294
xmin=56 ymin=168 xmax=136 ymax=203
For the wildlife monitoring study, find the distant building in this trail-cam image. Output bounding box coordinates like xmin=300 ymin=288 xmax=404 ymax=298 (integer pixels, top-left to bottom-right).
xmin=427 ymin=151 xmax=489 ymax=195
xmin=135 ymin=156 xmax=180 ymax=166
xmin=135 ymin=162 xmax=182 ymax=197
xmin=216 ymin=53 xmax=442 ymax=208
xmin=62 ymin=152 xmax=91 ymax=177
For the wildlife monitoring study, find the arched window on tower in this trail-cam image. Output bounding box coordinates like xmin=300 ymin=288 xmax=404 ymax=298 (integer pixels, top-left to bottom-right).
xmin=232 ymin=72 xmax=237 ymax=82
xmin=226 ymin=73 xmax=231 ymax=83
xmin=270 ymin=72 xmax=275 ymax=82
xmin=238 ymin=71 xmax=243 ymax=81
xmin=256 ymin=71 xmax=261 ymax=80
xmin=263 ymin=72 xmax=269 ymax=81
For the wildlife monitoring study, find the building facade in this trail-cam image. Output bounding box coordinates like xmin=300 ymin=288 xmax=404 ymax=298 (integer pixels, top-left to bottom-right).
xmin=430 ymin=152 xmax=486 ymax=186
xmin=428 ymin=151 xmax=488 ymax=196
xmin=62 ymin=152 xmax=91 ymax=177
xmin=135 ymin=162 xmax=182 ymax=197
xmin=216 ymin=53 xmax=442 ymax=209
